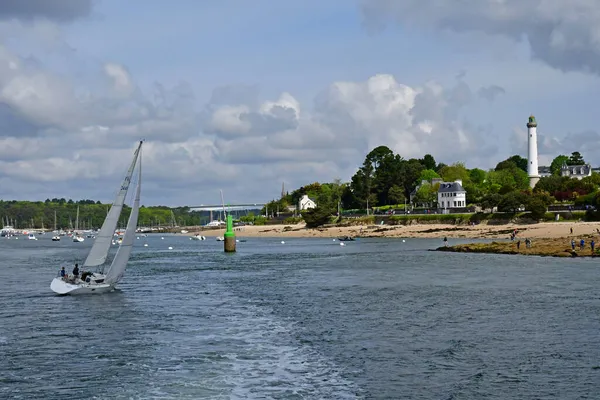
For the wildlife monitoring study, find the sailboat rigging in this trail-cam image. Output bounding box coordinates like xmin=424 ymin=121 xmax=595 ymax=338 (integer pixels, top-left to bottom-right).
xmin=50 ymin=141 xmax=143 ymax=295
xmin=73 ymin=205 xmax=84 ymax=242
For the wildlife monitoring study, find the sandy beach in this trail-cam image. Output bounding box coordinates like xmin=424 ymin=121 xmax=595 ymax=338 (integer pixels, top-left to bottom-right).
xmin=188 ymin=221 xmax=600 ymax=240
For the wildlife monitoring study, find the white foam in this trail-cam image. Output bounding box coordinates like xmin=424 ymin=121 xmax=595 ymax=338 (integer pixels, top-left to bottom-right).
xmin=213 ymin=296 xmax=361 ymax=399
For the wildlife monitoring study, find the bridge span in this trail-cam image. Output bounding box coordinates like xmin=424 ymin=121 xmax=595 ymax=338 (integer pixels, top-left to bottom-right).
xmin=189 ymin=203 xmax=265 ymax=212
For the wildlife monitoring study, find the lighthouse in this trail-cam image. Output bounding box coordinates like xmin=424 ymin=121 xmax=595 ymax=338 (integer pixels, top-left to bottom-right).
xmin=527 ymin=115 xmax=540 ymax=188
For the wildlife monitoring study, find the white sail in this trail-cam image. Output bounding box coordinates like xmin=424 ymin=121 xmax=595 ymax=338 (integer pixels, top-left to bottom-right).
xmin=83 ymin=141 xmax=142 ymax=268
xmin=104 ymin=146 xmax=142 ymax=285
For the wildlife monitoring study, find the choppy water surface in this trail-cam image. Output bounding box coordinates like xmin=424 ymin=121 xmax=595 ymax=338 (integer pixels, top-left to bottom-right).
xmin=0 ymin=234 xmax=599 ymax=399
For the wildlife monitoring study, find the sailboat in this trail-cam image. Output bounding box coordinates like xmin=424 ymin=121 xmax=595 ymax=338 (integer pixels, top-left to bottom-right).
xmin=72 ymin=206 xmax=84 ymax=242
xmin=52 ymin=211 xmax=61 ymax=241
xmin=50 ymin=141 xmax=143 ymax=295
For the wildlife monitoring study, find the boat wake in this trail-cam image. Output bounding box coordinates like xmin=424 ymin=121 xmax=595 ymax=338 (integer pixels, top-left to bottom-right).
xmin=219 ymin=300 xmax=361 ymax=399
xmin=139 ymin=286 xmax=363 ymax=399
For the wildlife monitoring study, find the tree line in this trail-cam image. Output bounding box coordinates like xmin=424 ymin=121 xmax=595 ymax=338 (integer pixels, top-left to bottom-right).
xmin=0 ymin=199 xmax=208 ymax=230
xmin=259 ymin=147 xmax=600 ymax=226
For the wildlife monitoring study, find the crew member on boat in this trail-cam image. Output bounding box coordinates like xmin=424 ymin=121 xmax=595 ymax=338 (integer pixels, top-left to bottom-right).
xmin=81 ymin=271 xmax=92 ymax=282
xmin=60 ymin=267 xmax=66 ymax=278
xmin=72 ymin=263 xmax=79 ymax=277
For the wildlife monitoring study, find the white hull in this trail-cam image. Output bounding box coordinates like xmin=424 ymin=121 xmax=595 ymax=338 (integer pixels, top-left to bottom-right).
xmin=50 ymin=141 xmax=144 ymax=296
xmin=190 ymin=235 xmax=205 ymax=240
xmin=50 ymin=277 xmax=114 ymax=295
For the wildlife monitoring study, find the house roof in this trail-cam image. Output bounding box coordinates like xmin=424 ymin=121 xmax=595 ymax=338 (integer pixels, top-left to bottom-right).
xmin=437 ymin=182 xmax=465 ymax=193
xmin=562 ymin=164 xmax=592 ymax=174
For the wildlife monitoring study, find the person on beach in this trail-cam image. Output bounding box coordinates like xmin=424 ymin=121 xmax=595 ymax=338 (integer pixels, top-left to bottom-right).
xmin=443 ymin=236 xmax=448 ymax=247
xmin=516 ymin=240 xmax=521 ymax=249
xmin=570 ymin=227 xmax=573 ymax=235
xmin=580 ymin=239 xmax=585 ymax=250
xmin=591 ymin=240 xmax=595 ymax=253
xmin=571 ymin=239 xmax=575 ymax=250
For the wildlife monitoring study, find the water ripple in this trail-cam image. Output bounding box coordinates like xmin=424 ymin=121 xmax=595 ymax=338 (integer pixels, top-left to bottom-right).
xmin=1 ymin=235 xmax=599 ymax=399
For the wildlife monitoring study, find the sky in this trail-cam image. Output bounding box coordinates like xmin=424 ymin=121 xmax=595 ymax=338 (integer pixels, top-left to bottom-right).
xmin=1 ymin=0 xmax=600 ymax=206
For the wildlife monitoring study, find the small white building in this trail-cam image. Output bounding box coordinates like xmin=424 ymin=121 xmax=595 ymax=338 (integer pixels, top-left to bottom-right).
xmin=437 ymin=180 xmax=467 ymax=209
xmin=298 ymin=194 xmax=317 ymax=211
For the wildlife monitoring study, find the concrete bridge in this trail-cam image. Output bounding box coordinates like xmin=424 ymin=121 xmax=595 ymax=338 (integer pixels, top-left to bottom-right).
xmin=189 ymin=203 xmax=266 ymax=212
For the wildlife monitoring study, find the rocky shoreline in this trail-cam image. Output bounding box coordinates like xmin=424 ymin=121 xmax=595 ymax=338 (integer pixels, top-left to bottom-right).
xmin=436 ymin=236 xmax=598 ymax=258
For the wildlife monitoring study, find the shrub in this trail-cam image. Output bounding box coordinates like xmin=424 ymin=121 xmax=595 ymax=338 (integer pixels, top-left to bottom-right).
xmin=283 ymin=216 xmax=303 ymax=224
xmin=302 ymin=207 xmax=334 ymax=228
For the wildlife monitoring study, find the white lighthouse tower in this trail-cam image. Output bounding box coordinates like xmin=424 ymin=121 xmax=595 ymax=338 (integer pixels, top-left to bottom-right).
xmin=527 ymin=114 xmax=540 ymax=188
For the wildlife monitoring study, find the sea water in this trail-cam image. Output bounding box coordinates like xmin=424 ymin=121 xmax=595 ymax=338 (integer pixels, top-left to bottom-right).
xmin=0 ymin=235 xmax=598 ymax=399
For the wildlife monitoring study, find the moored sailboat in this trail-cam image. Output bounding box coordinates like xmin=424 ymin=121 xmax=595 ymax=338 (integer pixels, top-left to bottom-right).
xmin=50 ymin=141 xmax=143 ymax=295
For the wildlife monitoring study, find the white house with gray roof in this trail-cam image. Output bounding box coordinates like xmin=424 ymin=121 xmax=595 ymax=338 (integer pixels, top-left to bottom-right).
xmin=437 ymin=180 xmax=467 ymax=209
xmin=560 ymin=163 xmax=592 ymax=179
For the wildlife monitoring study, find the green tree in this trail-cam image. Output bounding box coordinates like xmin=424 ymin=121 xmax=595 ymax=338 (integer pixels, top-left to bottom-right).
xmin=487 ymin=168 xmax=528 ymax=191
xmin=418 ymin=169 xmax=441 ymax=183
xmin=399 ymin=159 xmax=424 ymax=198
xmin=507 ymin=155 xmax=528 ymax=173
xmin=372 ymin=153 xmax=403 ymax=205
xmin=349 ymin=147 xmax=397 ymax=209
xmin=302 ymin=206 xmax=333 ymax=228
xmin=435 ymin=162 xmax=447 ymax=173
xmin=534 ymin=175 xmax=568 ymax=196
xmin=468 ymin=168 xmax=486 ymax=185
xmin=480 ymin=193 xmax=502 ymax=210
xmin=350 ymin=167 xmax=374 ymax=209
xmin=550 ymin=155 xmax=569 ymax=175
xmin=388 ymin=185 xmax=406 ymax=205
xmin=439 ymin=162 xmax=470 ymax=185
xmin=497 ymin=191 xmax=528 ymax=213
xmin=495 ymin=159 xmax=518 ymax=171
xmin=464 ymin=183 xmax=483 ymax=205
xmin=413 ymin=182 xmax=438 ymax=207
xmin=527 ymin=197 xmax=548 ymax=220
xmin=568 ymin=151 xmax=585 ymax=166
xmin=419 ymin=154 xmax=437 ymax=170
xmin=532 ymin=191 xmax=554 ymax=207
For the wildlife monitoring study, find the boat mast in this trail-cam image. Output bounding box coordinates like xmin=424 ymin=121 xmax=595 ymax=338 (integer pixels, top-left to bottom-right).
xmin=220 ymin=189 xmax=227 ymax=220
xmin=75 ymin=206 xmax=79 ymax=232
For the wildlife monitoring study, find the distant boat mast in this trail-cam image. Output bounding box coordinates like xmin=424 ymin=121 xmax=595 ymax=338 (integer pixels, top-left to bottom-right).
xmin=220 ymin=189 xmax=227 ymax=219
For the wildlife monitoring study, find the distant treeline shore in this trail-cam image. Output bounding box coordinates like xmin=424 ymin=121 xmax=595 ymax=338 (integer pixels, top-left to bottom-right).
xmin=0 ymin=199 xmax=208 ymax=230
